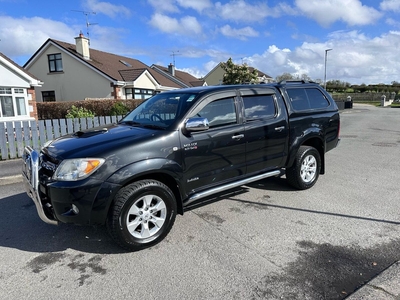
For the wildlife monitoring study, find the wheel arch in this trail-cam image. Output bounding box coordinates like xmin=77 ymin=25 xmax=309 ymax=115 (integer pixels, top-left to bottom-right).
xmin=288 ymin=135 xmax=325 ymax=174
xmin=123 ymin=172 xmax=184 ymax=215
xmin=105 ymin=159 xmax=185 ymax=216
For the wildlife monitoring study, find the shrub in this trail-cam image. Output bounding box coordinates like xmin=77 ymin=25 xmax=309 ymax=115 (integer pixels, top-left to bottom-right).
xmin=66 ymin=105 xmax=95 ymax=118
xmin=110 ymin=101 xmax=129 ymax=116
xmin=36 ymin=99 xmax=144 ymax=120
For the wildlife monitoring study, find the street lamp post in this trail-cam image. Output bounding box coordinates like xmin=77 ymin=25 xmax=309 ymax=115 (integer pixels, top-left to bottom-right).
xmin=324 ymin=48 xmax=332 ymax=90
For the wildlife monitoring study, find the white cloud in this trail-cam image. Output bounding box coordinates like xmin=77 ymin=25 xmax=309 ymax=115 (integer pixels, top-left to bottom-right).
xmin=149 ymin=13 xmax=202 ymax=36
xmin=386 ymin=18 xmax=400 ymax=28
xmin=176 ymin=0 xmax=213 ymax=12
xmin=147 ymin=0 xmax=179 ymax=13
xmin=215 ymin=1 xmax=274 ymax=22
xmin=380 ymin=0 xmax=400 ymax=11
xmin=84 ymin=0 xmax=131 ymax=18
xmin=0 ymin=15 xmax=136 ymax=65
xmin=219 ymin=25 xmax=259 ymax=40
xmin=295 ymin=0 xmax=382 ymax=27
xmin=237 ymin=30 xmax=400 ymax=84
xmin=0 ymin=16 xmax=77 ymax=61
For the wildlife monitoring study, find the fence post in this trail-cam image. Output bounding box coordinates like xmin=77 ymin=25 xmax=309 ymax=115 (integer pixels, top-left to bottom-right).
xmin=6 ymin=122 xmax=16 ymax=159
xmin=53 ymin=119 xmax=60 ymax=139
xmin=31 ymin=120 xmax=39 ymax=150
xmin=15 ymin=121 xmax=24 ymax=157
xmin=0 ymin=122 xmax=8 ymax=160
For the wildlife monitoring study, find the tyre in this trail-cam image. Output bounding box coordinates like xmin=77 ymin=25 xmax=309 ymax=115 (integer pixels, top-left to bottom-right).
xmin=107 ymin=180 xmax=177 ymax=251
xmin=286 ymin=146 xmax=321 ymax=190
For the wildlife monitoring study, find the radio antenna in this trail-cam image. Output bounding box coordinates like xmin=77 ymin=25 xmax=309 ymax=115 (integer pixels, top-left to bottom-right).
xmin=72 ymin=10 xmax=98 ymax=43
xmin=170 ymin=50 xmax=181 ymax=66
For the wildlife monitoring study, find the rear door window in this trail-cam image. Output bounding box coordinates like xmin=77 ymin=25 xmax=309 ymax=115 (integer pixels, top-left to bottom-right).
xmin=242 ymin=94 xmax=276 ymax=120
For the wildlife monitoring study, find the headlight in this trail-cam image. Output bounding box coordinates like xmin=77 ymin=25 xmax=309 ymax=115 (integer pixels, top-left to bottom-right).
xmin=53 ymin=158 xmax=105 ymax=181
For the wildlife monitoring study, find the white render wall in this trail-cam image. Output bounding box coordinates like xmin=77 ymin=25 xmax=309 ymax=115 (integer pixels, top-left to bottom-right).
xmin=0 ymin=61 xmax=31 ymax=88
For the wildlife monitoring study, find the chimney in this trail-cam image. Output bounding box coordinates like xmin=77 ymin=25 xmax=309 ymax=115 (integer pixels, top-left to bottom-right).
xmin=74 ymin=32 xmax=90 ymax=60
xmin=168 ymin=63 xmax=175 ymax=76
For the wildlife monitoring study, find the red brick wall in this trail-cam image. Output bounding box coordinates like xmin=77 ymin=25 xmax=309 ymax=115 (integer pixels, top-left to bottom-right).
xmin=112 ymin=85 xmax=121 ymax=99
xmin=27 ymin=87 xmax=38 ymax=120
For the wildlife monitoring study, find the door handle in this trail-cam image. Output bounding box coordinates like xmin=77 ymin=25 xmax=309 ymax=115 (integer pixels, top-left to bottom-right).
xmin=232 ymin=134 xmax=244 ymax=140
xmin=275 ymin=126 xmax=285 ymax=132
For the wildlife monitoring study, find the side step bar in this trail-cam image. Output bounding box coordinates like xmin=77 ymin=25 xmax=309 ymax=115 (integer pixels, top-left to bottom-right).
xmin=185 ymin=169 xmax=283 ymax=206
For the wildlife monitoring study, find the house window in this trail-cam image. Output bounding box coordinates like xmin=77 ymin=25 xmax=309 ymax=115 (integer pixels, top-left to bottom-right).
xmin=0 ymin=96 xmax=14 ymax=117
xmin=0 ymin=88 xmax=12 ymax=94
xmin=16 ymin=97 xmax=27 ymax=115
xmin=0 ymin=87 xmax=28 ymax=118
xmin=48 ymin=53 xmax=63 ymax=72
xmin=125 ymin=88 xmax=154 ymax=99
xmin=42 ymin=91 xmax=56 ymax=102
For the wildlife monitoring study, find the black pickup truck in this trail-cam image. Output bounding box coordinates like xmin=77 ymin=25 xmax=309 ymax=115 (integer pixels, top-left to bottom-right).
xmin=22 ymin=81 xmax=340 ymax=251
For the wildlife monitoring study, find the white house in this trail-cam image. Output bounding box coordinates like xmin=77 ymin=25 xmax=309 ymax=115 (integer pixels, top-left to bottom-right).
xmin=0 ymin=52 xmax=43 ymax=123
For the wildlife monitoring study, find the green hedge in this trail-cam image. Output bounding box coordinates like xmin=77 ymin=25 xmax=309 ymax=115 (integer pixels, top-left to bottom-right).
xmin=37 ymin=99 xmax=144 ymax=120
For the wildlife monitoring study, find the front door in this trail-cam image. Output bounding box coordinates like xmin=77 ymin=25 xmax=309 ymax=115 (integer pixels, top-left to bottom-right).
xmin=180 ymin=92 xmax=246 ymax=193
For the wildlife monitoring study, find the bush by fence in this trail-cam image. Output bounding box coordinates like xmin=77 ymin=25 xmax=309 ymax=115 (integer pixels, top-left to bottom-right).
xmin=37 ymin=99 xmax=144 ymax=120
xmin=0 ymin=115 xmax=123 ymax=160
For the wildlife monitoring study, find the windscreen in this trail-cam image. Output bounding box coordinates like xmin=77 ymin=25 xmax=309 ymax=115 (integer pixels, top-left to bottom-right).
xmin=120 ymin=92 xmax=198 ymax=130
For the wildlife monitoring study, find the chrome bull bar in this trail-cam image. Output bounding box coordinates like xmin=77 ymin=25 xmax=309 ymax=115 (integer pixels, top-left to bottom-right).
xmin=22 ymin=146 xmax=58 ymax=225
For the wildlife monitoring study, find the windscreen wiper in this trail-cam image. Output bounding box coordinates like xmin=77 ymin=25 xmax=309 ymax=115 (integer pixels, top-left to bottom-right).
xmin=142 ymin=124 xmax=166 ymax=130
xmin=119 ymin=120 xmax=141 ymax=126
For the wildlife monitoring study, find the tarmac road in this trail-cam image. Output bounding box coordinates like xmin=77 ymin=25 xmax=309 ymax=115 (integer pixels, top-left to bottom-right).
xmin=0 ymin=104 xmax=399 ymax=299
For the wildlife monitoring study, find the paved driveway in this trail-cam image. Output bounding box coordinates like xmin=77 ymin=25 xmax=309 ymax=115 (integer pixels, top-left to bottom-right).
xmin=0 ymin=104 xmax=399 ymax=299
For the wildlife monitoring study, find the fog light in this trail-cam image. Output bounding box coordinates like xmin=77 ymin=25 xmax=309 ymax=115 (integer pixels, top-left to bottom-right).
xmin=62 ymin=204 xmax=80 ymax=216
xmin=72 ymin=204 xmax=79 ymax=215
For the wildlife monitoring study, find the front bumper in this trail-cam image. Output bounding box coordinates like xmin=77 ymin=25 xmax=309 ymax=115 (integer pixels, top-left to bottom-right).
xmin=22 ymin=147 xmax=58 ymax=225
xmin=22 ymin=147 xmax=122 ymax=226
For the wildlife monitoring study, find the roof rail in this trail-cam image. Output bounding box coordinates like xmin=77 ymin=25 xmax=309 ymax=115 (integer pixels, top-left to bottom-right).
xmin=278 ymin=80 xmax=316 ymax=85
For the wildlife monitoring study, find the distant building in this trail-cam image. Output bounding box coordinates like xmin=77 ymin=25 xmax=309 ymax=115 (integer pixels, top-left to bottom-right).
xmin=0 ymin=52 xmax=42 ymax=122
xmin=204 ymin=62 xmax=273 ymax=86
xmin=151 ymin=64 xmax=206 ymax=88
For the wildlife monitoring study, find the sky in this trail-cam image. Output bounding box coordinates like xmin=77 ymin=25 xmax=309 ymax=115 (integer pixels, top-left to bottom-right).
xmin=1 ymin=0 xmax=400 ymax=85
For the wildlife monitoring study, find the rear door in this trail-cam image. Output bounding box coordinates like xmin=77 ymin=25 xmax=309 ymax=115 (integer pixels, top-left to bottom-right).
xmin=240 ymin=88 xmax=289 ymax=174
xmin=180 ymin=91 xmax=246 ymax=193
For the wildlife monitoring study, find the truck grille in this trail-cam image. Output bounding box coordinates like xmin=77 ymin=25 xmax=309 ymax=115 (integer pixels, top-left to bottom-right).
xmin=39 ymin=153 xmax=59 ymax=179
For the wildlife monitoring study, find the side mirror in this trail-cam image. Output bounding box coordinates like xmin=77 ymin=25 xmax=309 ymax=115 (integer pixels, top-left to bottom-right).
xmin=184 ymin=117 xmax=209 ymax=134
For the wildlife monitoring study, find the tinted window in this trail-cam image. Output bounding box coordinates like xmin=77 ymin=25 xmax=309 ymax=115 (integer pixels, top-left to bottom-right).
xmin=197 ymin=98 xmax=237 ymax=128
xmin=287 ymin=88 xmax=329 ymax=111
xmin=306 ymin=88 xmax=330 ymax=109
xmin=243 ymin=94 xmax=276 ymax=120
xmin=121 ymin=92 xmax=198 ymax=129
xmin=287 ymin=88 xmax=310 ymax=110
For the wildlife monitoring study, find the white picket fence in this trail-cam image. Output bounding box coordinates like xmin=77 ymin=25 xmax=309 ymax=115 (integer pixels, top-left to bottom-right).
xmin=0 ymin=116 xmax=123 ymax=160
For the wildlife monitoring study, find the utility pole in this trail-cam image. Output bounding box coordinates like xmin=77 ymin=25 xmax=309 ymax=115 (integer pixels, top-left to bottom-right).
xmin=324 ymin=48 xmax=332 ymax=90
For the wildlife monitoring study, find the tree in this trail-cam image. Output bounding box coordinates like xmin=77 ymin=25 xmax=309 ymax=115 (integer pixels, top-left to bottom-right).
xmin=220 ymin=58 xmax=258 ymax=85
xmin=275 ymin=72 xmax=296 ymax=82
xmin=275 ymin=73 xmax=314 ymax=82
